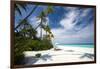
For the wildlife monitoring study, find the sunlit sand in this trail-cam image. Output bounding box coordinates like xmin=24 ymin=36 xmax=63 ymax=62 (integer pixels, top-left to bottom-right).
xmin=24 ymin=45 xmax=94 ymax=65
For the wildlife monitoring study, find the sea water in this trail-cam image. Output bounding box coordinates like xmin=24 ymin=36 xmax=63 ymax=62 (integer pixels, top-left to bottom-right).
xmin=57 ymin=44 xmax=94 ymax=48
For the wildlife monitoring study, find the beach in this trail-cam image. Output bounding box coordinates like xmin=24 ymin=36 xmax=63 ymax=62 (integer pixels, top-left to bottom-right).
xmin=23 ymin=45 xmax=94 ymax=65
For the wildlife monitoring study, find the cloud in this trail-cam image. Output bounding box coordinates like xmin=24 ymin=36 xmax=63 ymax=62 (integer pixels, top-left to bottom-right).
xmin=51 ymin=7 xmax=94 ymax=44
xmin=52 ymin=23 xmax=94 ymax=44
xmin=80 ymin=8 xmax=92 ymax=17
xmin=60 ymin=10 xmax=78 ymax=30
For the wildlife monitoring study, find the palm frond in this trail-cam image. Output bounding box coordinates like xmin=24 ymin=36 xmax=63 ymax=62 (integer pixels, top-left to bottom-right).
xmin=20 ymin=4 xmax=27 ymax=11
xmin=15 ymin=3 xmax=27 ymax=16
xmin=45 ymin=6 xmax=54 ymax=15
xmin=15 ymin=4 xmax=22 ymax=15
xmin=15 ymin=5 xmax=38 ymax=30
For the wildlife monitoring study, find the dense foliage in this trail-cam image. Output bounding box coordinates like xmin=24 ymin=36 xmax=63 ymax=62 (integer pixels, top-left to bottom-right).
xmin=14 ymin=3 xmax=54 ymax=65
xmin=14 ymin=32 xmax=53 ymax=64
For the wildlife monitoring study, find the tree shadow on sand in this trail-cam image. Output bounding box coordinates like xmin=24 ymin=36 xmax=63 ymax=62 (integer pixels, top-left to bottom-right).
xmin=80 ymin=53 xmax=94 ymax=59
xmin=24 ymin=56 xmax=39 ymax=65
xmin=40 ymin=54 xmax=53 ymax=61
xmin=24 ymin=54 xmax=52 ymax=65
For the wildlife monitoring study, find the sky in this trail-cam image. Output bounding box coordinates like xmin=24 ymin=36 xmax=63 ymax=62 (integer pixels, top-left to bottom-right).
xmin=15 ymin=4 xmax=95 ymax=44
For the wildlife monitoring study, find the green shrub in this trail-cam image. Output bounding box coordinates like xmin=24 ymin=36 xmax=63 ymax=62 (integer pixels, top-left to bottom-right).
xmin=14 ymin=36 xmax=32 ymax=65
xmin=29 ymin=39 xmax=53 ymax=51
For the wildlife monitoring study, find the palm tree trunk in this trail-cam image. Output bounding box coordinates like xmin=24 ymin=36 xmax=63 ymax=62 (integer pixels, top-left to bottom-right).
xmin=40 ymin=19 xmax=42 ymax=40
xmin=23 ymin=24 xmax=25 ymax=37
xmin=40 ymin=26 xmax=42 ymax=40
xmin=34 ymin=22 xmax=41 ymax=30
xmin=46 ymin=31 xmax=47 ymax=36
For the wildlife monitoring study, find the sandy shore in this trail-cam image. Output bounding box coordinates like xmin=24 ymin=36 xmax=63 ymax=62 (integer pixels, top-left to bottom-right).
xmin=23 ymin=46 xmax=94 ymax=65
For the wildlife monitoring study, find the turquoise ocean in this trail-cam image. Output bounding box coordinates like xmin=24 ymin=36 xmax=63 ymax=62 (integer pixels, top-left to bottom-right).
xmin=57 ymin=44 xmax=94 ymax=48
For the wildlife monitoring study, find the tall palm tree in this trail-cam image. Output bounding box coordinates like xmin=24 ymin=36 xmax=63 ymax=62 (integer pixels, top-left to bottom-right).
xmin=35 ymin=6 xmax=54 ymax=40
xmin=36 ymin=11 xmax=47 ymax=39
xmin=14 ymin=4 xmax=38 ymax=40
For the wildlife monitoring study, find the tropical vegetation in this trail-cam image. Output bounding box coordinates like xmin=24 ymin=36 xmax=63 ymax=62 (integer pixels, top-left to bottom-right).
xmin=14 ymin=3 xmax=54 ymax=65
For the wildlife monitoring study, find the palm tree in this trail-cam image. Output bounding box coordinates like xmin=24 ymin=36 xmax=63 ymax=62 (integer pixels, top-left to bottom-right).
xmin=41 ymin=25 xmax=54 ymax=38
xmin=17 ymin=19 xmax=38 ymax=39
xmin=36 ymin=11 xmax=47 ymax=39
xmin=14 ymin=3 xmax=38 ymax=39
xmin=45 ymin=26 xmax=54 ymax=40
xmin=15 ymin=4 xmax=54 ymax=40
xmin=35 ymin=6 xmax=54 ymax=40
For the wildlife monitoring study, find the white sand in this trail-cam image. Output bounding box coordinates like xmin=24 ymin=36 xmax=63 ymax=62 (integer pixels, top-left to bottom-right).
xmin=23 ymin=46 xmax=94 ymax=65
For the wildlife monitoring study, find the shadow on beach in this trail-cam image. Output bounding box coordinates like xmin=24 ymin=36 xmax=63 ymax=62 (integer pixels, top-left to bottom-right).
xmin=80 ymin=53 xmax=94 ymax=59
xmin=24 ymin=56 xmax=39 ymax=65
xmin=40 ymin=54 xmax=53 ymax=61
xmin=24 ymin=54 xmax=52 ymax=65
